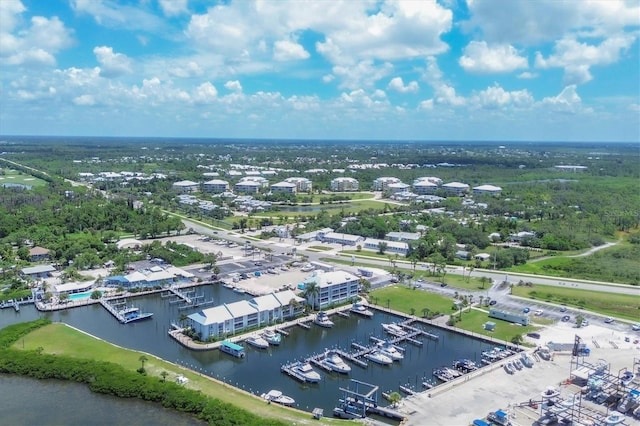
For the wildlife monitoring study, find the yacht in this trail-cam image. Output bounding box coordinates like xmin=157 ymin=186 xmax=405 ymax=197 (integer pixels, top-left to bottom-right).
xmin=520 ymin=353 xmax=534 ymax=368
xmin=261 ymin=389 xmax=295 ymax=406
xmin=504 ymin=362 xmax=515 ymax=375
xmin=377 ymin=341 xmax=404 ymax=361
xmin=261 ymin=329 xmax=282 ymax=346
xmin=246 ymin=335 xmax=269 ymax=349
xmin=350 ymin=302 xmax=374 ymax=318
xmin=314 ymin=312 xmax=334 ymax=328
xmin=433 ymin=367 xmax=456 ymax=382
xmin=293 ymin=362 xmax=321 ymax=383
xmin=513 ymin=359 xmax=524 ymax=370
xmin=621 ymin=371 xmax=636 ymax=387
xmin=381 ymin=323 xmax=408 ymax=336
xmin=454 ymin=359 xmax=478 ymax=372
xmin=365 ymin=350 xmax=393 ymax=365
xmin=323 ymin=351 xmax=351 ymax=374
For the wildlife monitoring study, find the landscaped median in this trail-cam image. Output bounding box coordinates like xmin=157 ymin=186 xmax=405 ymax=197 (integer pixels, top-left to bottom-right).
xmin=0 ymin=320 xmax=344 ymax=426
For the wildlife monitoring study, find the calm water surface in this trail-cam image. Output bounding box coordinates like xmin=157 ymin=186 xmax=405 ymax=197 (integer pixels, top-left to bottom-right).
xmin=0 ymin=374 xmax=205 ymax=426
xmin=0 ymin=284 xmax=498 ymax=417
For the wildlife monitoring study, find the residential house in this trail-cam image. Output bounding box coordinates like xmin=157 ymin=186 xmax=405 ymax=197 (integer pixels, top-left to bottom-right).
xmin=21 ymin=264 xmax=56 ymax=280
xmin=29 ymin=246 xmax=50 ymax=262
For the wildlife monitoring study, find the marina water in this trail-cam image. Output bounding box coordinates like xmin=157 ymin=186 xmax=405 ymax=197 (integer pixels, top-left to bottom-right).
xmin=0 ymin=284 xmax=498 ymax=418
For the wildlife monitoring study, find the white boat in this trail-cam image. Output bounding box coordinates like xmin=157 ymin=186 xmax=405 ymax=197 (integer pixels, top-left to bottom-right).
xmin=621 ymin=371 xmax=636 ymax=387
xmin=323 ymin=351 xmax=351 ymax=374
xmin=233 ymin=287 xmax=246 ymax=294
xmin=604 ymin=412 xmax=625 ymax=425
xmin=513 ymin=359 xmax=524 ymax=370
xmin=541 ymin=386 xmax=560 ymax=399
xmin=222 ymin=283 xmax=234 ymax=289
xmin=261 ymin=389 xmax=295 ymax=406
xmin=377 ymin=341 xmax=404 ymax=361
xmin=381 ymin=323 xmax=408 ymax=336
xmin=365 ymin=350 xmax=393 ymax=365
xmin=293 ymin=362 xmax=321 ymax=383
xmin=246 ymin=335 xmax=269 ymax=349
xmin=504 ymin=362 xmax=515 ymax=375
xmin=261 ymin=329 xmax=282 ymax=346
xmin=314 ymin=312 xmax=334 ymax=328
xmin=520 ymin=353 xmax=534 ymax=368
xmin=350 ymin=302 xmax=374 ymax=318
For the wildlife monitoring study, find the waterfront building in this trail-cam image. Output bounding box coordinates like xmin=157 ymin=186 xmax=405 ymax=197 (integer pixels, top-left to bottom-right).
xmin=330 ymin=177 xmax=359 ymax=192
xmin=21 ymin=264 xmax=56 ymax=280
xmin=302 ymin=271 xmax=359 ymax=309
xmin=188 ymin=290 xmax=305 ymax=340
xmin=105 ymin=265 xmax=194 ymax=289
xmin=55 ymin=282 xmax=93 ymax=296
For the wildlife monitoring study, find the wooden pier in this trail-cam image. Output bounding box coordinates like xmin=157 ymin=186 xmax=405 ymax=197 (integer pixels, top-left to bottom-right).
xmin=297 ymin=321 xmax=311 ymax=330
xmin=400 ymin=319 xmax=439 ymax=341
xmin=99 ymin=299 xmax=127 ymax=323
xmin=334 ymin=349 xmax=368 ymax=368
xmin=168 ymin=287 xmax=193 ymax=304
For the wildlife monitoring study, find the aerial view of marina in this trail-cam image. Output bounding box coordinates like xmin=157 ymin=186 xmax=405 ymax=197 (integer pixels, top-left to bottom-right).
xmin=1 ymin=1 xmax=639 ymax=426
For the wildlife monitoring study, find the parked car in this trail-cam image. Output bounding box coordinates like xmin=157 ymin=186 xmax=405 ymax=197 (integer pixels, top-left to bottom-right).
xmin=523 ymin=307 xmax=530 ymax=314
xmin=604 ymin=317 xmax=614 ymax=324
xmin=527 ymin=332 xmax=541 ymax=339
xmin=561 ymin=315 xmax=571 ymax=322
xmin=534 ymin=309 xmax=544 ymax=316
xmin=632 ymin=323 xmax=640 ymax=331
xmin=489 ymin=300 xmax=497 ymax=306
xmin=559 ymin=306 xmax=567 ymax=312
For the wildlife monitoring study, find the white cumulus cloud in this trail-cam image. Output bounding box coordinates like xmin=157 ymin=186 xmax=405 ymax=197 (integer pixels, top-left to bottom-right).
xmin=224 ymin=80 xmax=243 ymax=92
xmin=273 ymin=39 xmax=310 ymax=61
xmin=387 ymin=77 xmax=419 ymax=93
xmin=459 ymin=41 xmax=528 ymax=73
xmin=158 ymin=0 xmax=188 ymax=17
xmin=94 ymin=46 xmax=132 ymax=78
xmin=193 ymin=81 xmax=218 ymax=104
xmin=73 ymin=94 xmax=96 ymax=106
xmin=471 ymin=84 xmax=534 ymax=109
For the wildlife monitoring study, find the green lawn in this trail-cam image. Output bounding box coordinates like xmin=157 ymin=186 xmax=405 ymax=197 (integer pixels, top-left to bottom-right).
xmin=306 ymin=245 xmax=334 ymax=251
xmin=455 ymin=308 xmax=541 ymax=344
xmin=0 ymin=168 xmax=47 ymax=187
xmin=15 ymin=323 xmax=343 ymax=426
xmin=511 ymin=284 xmax=640 ymax=321
xmin=368 ymin=285 xmax=454 ymax=316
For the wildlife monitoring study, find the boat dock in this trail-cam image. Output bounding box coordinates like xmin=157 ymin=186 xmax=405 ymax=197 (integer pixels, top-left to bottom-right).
xmin=99 ymin=299 xmax=153 ymax=324
xmin=336 ymin=379 xmax=405 ymax=421
xmin=297 ymin=321 xmax=311 ymax=330
xmin=168 ymin=287 xmax=194 ymax=304
xmin=334 ymin=349 xmax=369 ymax=368
xmin=369 ymin=336 xmax=406 ymax=352
xmin=400 ymin=319 xmax=439 ymax=341
xmin=100 ymin=299 xmax=128 ymax=323
xmin=280 ymin=361 xmax=316 ymax=383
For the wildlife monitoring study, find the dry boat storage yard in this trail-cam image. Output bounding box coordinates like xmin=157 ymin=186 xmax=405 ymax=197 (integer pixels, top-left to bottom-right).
xmin=398 ymin=322 xmax=640 ymax=426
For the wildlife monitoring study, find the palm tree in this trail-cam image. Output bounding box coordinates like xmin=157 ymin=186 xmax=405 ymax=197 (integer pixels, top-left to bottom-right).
xmin=388 ymin=391 xmax=402 ymax=408
xmin=139 ymin=355 xmax=148 ymax=371
xmin=302 ymin=282 xmax=319 ymax=311
xmin=479 ymin=276 xmax=489 ymax=289
xmin=422 ymin=307 xmax=430 ymax=319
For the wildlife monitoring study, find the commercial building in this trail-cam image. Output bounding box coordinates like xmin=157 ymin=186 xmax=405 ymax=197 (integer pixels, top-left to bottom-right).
xmin=302 ymin=271 xmax=360 ymax=309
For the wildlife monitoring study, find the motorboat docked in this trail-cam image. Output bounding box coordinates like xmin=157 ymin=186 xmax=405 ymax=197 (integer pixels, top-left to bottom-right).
xmin=365 ymin=350 xmax=393 ymax=365
xmin=487 ymin=409 xmax=510 ymax=426
xmin=322 ymin=351 xmax=351 ymax=374
xmin=433 ymin=367 xmax=457 ymax=382
xmin=537 ymin=346 xmax=552 ymax=361
xmin=246 ymin=335 xmax=269 ymax=349
xmin=377 ymin=341 xmax=404 ymax=361
xmin=617 ymin=389 xmax=640 ymax=413
xmin=454 ymin=359 xmax=478 ymax=372
xmin=381 ymin=323 xmax=408 ymax=336
xmin=261 ymin=329 xmax=282 ymax=346
xmin=513 ymin=359 xmax=524 ymax=370
xmin=350 ymin=302 xmax=374 ymax=318
xmin=314 ymin=311 xmax=334 ymax=328
xmin=119 ymin=307 xmax=154 ymax=324
xmin=233 ymin=287 xmax=246 ymax=294
xmin=220 ymin=340 xmax=246 ymax=358
xmin=222 ymin=283 xmax=235 ymax=289
xmin=261 ymin=389 xmax=295 ymax=406
xmin=292 ymin=362 xmax=321 ymax=383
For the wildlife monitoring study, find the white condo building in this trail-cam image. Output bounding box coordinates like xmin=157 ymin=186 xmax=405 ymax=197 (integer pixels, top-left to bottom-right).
xmin=373 ymin=177 xmax=401 ymax=191
xmin=172 ymin=180 xmax=200 ymax=193
xmin=442 ymin=181 xmax=470 ymax=195
xmin=473 ymin=184 xmax=502 ymax=195
xmin=203 ymin=179 xmax=230 ymax=194
xmin=302 ymin=270 xmax=360 ymax=309
xmin=188 ymin=290 xmax=304 ymax=340
xmin=284 ymin=177 xmax=313 ymax=192
xmin=330 ymin=177 xmax=359 ymax=192
xmin=270 ymin=181 xmax=297 ymax=193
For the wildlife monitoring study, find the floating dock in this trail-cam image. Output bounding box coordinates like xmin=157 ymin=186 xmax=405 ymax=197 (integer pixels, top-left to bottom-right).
xmin=100 ymin=299 xmax=153 ymax=324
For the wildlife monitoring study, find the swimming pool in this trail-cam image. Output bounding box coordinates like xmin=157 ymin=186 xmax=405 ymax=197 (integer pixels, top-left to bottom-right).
xmin=68 ymin=291 xmax=93 ymax=301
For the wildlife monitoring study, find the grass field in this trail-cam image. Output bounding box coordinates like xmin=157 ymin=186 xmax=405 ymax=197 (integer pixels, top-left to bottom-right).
xmin=455 ymin=308 xmax=541 ymax=344
xmin=368 ymin=285 xmax=454 ymax=316
xmin=14 ymin=323 xmax=342 ymax=426
xmin=0 ymin=168 xmax=47 ymax=187
xmin=511 ymin=284 xmax=640 ymax=321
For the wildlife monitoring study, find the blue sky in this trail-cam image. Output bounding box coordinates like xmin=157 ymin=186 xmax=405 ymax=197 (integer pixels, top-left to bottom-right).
xmin=1 ymin=0 xmax=639 ymax=141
